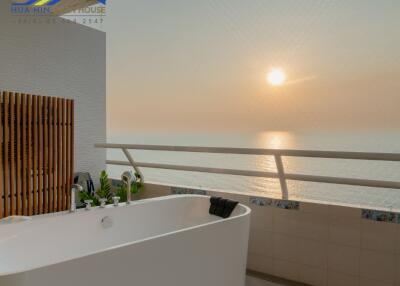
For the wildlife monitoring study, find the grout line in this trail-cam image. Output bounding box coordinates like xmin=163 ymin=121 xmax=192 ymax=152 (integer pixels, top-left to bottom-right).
xmin=247 ymin=269 xmax=311 ymax=286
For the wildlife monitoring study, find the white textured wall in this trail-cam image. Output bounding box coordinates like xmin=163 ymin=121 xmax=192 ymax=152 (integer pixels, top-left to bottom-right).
xmin=0 ymin=0 xmax=106 ymax=185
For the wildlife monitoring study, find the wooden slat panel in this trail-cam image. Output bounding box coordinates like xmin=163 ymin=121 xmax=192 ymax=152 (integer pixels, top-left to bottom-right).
xmin=16 ymin=93 xmax=21 ymax=215
xmin=27 ymin=94 xmax=32 ymax=216
xmin=62 ymin=99 xmax=67 ymax=210
xmin=57 ymin=98 xmax=62 ymax=211
xmin=53 ymin=97 xmax=58 ymax=212
xmin=38 ymin=96 xmax=43 ymax=214
xmin=60 ymin=98 xmax=63 ymax=210
xmin=21 ymin=94 xmax=27 ymax=215
xmin=32 ymin=95 xmax=38 ymax=215
xmin=4 ymin=92 xmax=9 ymax=217
xmin=9 ymin=92 xmax=15 ymax=215
xmin=48 ymin=97 xmax=53 ymax=213
xmin=0 ymin=92 xmax=3 ymax=219
xmin=0 ymin=91 xmax=74 ymax=217
xmin=43 ymin=97 xmax=48 ymax=213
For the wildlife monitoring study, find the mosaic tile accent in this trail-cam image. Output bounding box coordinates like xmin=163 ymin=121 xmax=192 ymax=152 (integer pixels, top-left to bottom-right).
xmin=272 ymin=200 xmax=300 ymax=210
xmin=0 ymin=216 xmax=32 ymax=225
xmin=249 ymin=197 xmax=272 ymax=206
xmin=110 ymin=179 xmax=123 ymax=187
xmin=171 ymin=187 xmax=207 ymax=196
xmin=249 ymin=197 xmax=300 ymax=210
xmin=361 ymin=209 xmax=398 ymax=224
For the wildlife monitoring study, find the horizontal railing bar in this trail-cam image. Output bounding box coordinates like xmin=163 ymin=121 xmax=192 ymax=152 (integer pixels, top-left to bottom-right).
xmin=106 ymin=160 xmax=280 ymax=179
xmin=96 ymin=143 xmax=400 ymax=161
xmin=106 ymin=160 xmax=400 ymax=190
xmin=285 ymin=174 xmax=400 ymax=190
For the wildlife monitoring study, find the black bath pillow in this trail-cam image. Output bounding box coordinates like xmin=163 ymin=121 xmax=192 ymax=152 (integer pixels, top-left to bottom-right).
xmin=215 ymin=198 xmax=228 ymax=217
xmin=209 ymin=196 xmax=239 ymax=218
xmin=209 ymin=197 xmax=221 ymax=215
xmin=222 ymin=200 xmax=239 ymax=218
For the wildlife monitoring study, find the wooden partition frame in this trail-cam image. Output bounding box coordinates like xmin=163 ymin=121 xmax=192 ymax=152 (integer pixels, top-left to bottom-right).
xmin=0 ymin=91 xmax=74 ymax=218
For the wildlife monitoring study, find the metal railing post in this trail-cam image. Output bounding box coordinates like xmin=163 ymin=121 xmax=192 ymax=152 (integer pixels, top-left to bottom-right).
xmin=274 ymin=155 xmax=288 ymax=200
xmin=122 ymin=148 xmax=144 ymax=183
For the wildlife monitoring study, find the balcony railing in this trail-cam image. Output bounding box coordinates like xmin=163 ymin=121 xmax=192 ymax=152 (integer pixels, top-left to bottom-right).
xmin=95 ymin=143 xmax=400 ymax=199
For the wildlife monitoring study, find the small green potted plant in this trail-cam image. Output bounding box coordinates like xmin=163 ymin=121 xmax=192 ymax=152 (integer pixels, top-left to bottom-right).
xmin=79 ymin=170 xmax=142 ymax=207
xmin=96 ymin=170 xmax=113 ymax=204
xmin=115 ymin=173 xmax=142 ymax=203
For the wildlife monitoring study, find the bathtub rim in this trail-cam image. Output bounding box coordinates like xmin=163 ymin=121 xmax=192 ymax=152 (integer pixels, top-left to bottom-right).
xmin=0 ymin=194 xmax=251 ymax=277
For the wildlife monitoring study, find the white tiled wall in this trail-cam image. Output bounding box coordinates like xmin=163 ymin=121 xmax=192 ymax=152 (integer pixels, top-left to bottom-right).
xmin=139 ymin=182 xmax=400 ymax=286
xmin=0 ymin=0 xmax=106 ymax=184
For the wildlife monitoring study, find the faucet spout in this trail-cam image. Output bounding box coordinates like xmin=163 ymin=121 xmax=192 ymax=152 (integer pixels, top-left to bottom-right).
xmin=70 ymin=184 xmax=83 ymax=212
xmin=121 ymin=171 xmax=135 ymax=204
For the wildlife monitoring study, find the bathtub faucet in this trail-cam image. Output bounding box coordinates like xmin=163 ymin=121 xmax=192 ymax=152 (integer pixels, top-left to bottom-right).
xmin=70 ymin=184 xmax=83 ymax=212
xmin=121 ymin=171 xmax=135 ymax=204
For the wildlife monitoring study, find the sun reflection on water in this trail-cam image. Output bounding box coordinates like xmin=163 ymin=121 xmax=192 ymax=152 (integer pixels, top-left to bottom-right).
xmin=253 ymin=132 xmax=294 ymax=171
xmin=256 ymin=131 xmax=295 ymax=149
xmin=251 ymin=132 xmax=296 ymax=199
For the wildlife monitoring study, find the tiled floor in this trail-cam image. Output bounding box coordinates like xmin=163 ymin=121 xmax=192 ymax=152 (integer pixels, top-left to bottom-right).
xmin=246 ymin=276 xmax=282 ymax=286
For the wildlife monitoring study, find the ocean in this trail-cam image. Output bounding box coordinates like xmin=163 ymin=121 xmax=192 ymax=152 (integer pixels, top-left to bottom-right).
xmin=107 ymin=132 xmax=400 ymax=211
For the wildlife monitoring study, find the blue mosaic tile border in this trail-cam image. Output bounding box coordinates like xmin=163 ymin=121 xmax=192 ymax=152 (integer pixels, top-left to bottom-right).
xmin=249 ymin=197 xmax=300 ymax=210
xmin=249 ymin=197 xmax=271 ymax=206
xmin=361 ymin=209 xmax=399 ymax=224
xmin=171 ymin=187 xmax=207 ymax=196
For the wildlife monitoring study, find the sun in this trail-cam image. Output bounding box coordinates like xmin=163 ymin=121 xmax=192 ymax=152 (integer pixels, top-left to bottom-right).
xmin=267 ymin=69 xmax=286 ymax=86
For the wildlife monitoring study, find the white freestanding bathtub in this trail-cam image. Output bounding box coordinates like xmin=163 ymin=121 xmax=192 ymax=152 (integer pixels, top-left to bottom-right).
xmin=0 ymin=195 xmax=251 ymax=286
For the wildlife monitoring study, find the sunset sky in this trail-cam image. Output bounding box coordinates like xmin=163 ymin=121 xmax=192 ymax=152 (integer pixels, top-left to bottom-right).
xmin=106 ymin=0 xmax=400 ymax=134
